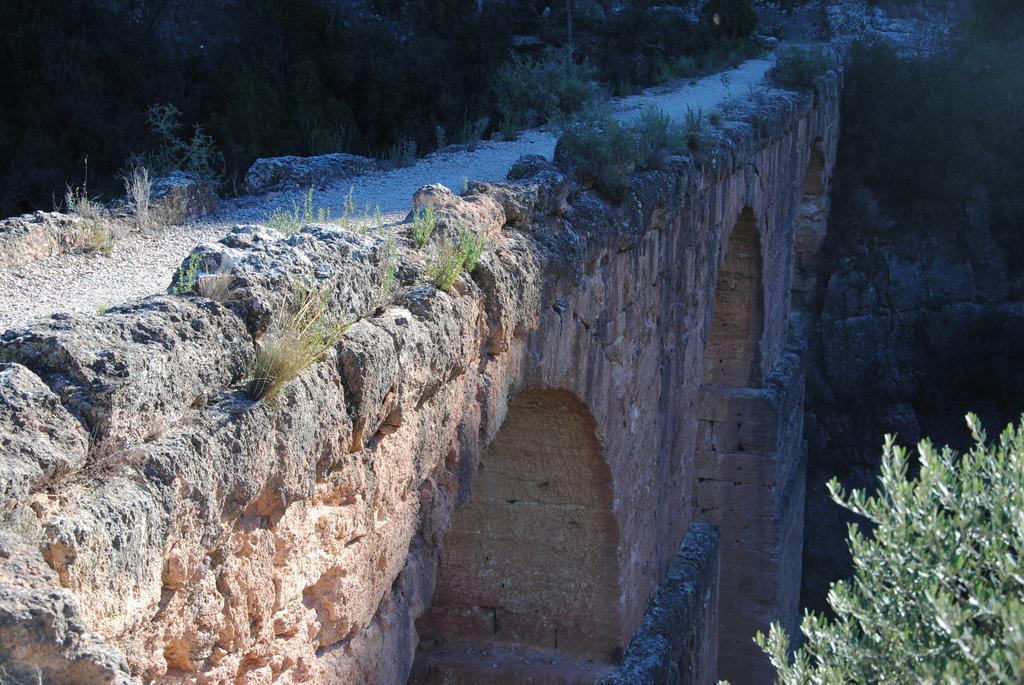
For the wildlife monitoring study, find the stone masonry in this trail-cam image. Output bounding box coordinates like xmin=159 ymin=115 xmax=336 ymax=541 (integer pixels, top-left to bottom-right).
xmin=0 ymin=70 xmax=840 ymax=684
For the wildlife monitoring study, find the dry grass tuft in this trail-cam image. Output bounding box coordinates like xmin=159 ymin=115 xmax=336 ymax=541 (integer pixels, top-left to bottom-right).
xmin=123 ymin=166 xmax=151 ymax=231
xmin=65 ymin=183 xmax=117 ymax=255
xmin=248 ymin=282 xmax=348 ymax=402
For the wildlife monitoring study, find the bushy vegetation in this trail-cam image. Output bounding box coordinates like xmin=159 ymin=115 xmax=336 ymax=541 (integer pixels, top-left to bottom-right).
xmin=64 ymin=180 xmax=117 ymax=256
xmin=411 ymin=204 xmax=438 ymax=248
xmin=834 ymin=6 xmax=1024 ymax=256
xmin=425 ymin=223 xmax=488 ymax=291
xmin=769 ymin=44 xmax=835 ymax=88
xmin=128 ymin=104 xmax=224 ymax=183
xmin=556 ymin=106 xmax=712 ymax=202
xmin=493 ymin=50 xmax=602 ymax=130
xmin=0 ymin=0 xmax=759 ymax=215
xmin=553 ymin=0 xmax=760 ymax=95
xmin=758 ymin=415 xmax=1024 ymax=684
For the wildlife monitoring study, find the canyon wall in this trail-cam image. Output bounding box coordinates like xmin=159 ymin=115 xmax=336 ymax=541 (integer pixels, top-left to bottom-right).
xmin=800 ymin=166 xmax=1024 ymax=616
xmin=0 ymin=74 xmax=839 ymax=684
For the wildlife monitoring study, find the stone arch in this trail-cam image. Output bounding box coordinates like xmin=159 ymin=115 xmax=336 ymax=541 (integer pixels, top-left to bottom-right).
xmin=419 ymin=389 xmax=622 ymax=659
xmin=704 ymin=207 xmax=765 ymax=387
xmin=791 ymin=140 xmax=829 ymax=310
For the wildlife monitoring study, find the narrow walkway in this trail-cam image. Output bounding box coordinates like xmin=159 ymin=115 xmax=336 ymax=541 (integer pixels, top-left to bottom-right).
xmin=0 ymin=59 xmax=772 ymax=331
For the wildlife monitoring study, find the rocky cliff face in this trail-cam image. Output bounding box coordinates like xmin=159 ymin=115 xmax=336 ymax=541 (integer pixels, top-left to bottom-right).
xmin=800 ymin=176 xmax=1024 ymax=616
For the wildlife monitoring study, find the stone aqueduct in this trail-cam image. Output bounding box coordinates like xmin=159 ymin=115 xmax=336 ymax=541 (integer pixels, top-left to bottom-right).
xmin=0 ymin=73 xmax=839 ymax=684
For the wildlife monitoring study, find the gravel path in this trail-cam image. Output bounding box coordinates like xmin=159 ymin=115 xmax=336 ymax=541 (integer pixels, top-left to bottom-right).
xmin=0 ymin=58 xmax=771 ymax=332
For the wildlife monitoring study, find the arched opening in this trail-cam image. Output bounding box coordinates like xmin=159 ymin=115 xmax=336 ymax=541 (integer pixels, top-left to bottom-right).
xmin=418 ymin=389 xmax=621 ymax=659
xmin=704 ymin=207 xmax=765 ymax=388
xmin=791 ymin=141 xmax=828 ymax=310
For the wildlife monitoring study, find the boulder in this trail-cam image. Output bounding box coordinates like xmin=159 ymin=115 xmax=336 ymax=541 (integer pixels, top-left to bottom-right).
xmin=150 ymin=171 xmax=219 ymax=223
xmin=243 ymin=153 xmax=377 ymax=195
xmin=0 ymin=211 xmax=86 ymax=269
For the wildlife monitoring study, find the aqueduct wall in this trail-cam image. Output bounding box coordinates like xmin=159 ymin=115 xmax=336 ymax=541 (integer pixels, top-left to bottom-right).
xmin=0 ymin=72 xmax=839 ymax=684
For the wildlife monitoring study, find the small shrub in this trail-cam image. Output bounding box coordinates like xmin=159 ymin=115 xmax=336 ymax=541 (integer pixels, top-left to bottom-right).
xmin=423 ymin=220 xmax=488 ymax=291
xmin=770 ymin=44 xmax=835 ymax=88
xmin=384 ymin=137 xmax=417 ymax=168
xmin=757 ymin=415 xmax=1024 ymax=684
xmin=498 ymin=118 xmax=519 ymax=142
xmin=65 ymin=182 xmax=117 ymax=255
xmin=459 ymin=115 xmax=489 ymax=152
xmin=172 ymin=253 xmax=202 ymax=295
xmin=64 ymin=182 xmax=103 ymax=222
xmin=634 ymin=106 xmax=675 ymax=170
xmin=709 ymin=110 xmax=724 ymax=126
xmin=557 ymin=114 xmax=638 ymax=202
xmin=81 ymin=219 xmax=116 ymax=256
xmin=684 ymin=107 xmax=713 ymax=152
xmin=411 ymin=204 xmax=437 ymax=248
xmin=268 ymin=187 xmax=317 ymax=236
xmin=123 ymin=166 xmax=151 ymax=231
xmin=458 ymin=223 xmax=487 ymax=273
xmin=425 ymin=244 xmax=466 ymax=291
xmin=494 ymin=50 xmax=602 ymax=130
xmin=131 ymin=103 xmax=224 ymax=182
xmin=557 ymin=106 xmax=712 ymax=202
xmin=248 ymin=282 xmax=349 ymax=402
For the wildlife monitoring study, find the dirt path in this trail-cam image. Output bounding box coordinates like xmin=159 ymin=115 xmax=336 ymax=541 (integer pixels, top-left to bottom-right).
xmin=0 ymin=59 xmax=772 ymax=331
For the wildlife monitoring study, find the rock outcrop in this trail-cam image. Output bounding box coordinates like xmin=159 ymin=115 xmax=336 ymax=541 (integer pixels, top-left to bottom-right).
xmin=0 ymin=212 xmax=91 ymax=269
xmin=800 ymin=200 xmax=1024 ymax=614
xmin=244 ymin=153 xmax=378 ymax=195
xmin=0 ymin=67 xmax=841 ymax=684
xmin=150 ymin=172 xmax=220 ymax=223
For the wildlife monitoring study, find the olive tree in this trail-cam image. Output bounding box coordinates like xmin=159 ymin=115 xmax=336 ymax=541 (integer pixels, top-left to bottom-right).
xmin=758 ymin=415 xmax=1024 ymax=685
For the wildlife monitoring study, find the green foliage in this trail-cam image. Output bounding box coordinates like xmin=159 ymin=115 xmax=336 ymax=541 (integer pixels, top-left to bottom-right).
xmin=123 ymin=166 xmax=151 ymax=231
xmin=78 ymin=218 xmax=115 ymax=257
xmin=383 ymin=137 xmax=418 ymax=168
xmin=769 ymin=44 xmax=835 ymax=88
xmin=248 ymin=282 xmax=349 ymax=402
xmin=458 ymin=224 xmax=487 ymax=273
xmin=633 ymin=107 xmax=674 ymax=170
xmin=130 ymin=104 xmax=224 ymax=182
xmin=425 ymin=223 xmax=488 ymax=291
xmin=555 ymin=0 xmax=759 ymax=96
xmin=411 ymin=204 xmax=438 ymax=248
xmin=701 ymin=0 xmax=758 ymax=39
xmin=0 ymin=0 xmax=763 ymax=214
xmin=268 ymin=187 xmax=318 ymax=237
xmin=494 ymin=50 xmax=602 ymax=129
xmin=758 ymin=415 xmax=1024 ymax=685
xmin=425 ymin=244 xmax=467 ymax=291
xmin=556 ymin=106 xmax=707 ymax=202
xmin=836 ymin=33 xmax=1024 ymax=249
xmin=172 ymin=254 xmax=203 ymax=295
xmin=557 ymin=115 xmax=638 ymax=202
xmin=683 ymin=108 xmax=713 ymax=152
xmin=458 ymin=114 xmax=490 ymax=151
